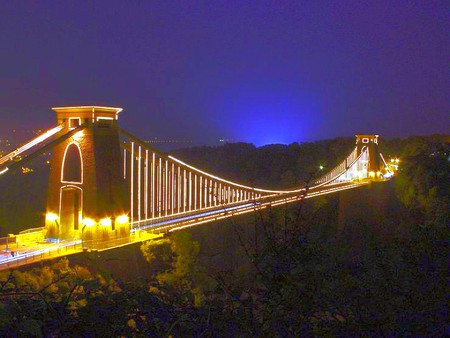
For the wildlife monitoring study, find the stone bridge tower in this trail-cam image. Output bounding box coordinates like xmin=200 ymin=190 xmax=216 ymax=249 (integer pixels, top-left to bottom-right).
xmin=355 ymin=134 xmax=383 ymax=177
xmin=45 ymin=106 xmax=129 ymax=242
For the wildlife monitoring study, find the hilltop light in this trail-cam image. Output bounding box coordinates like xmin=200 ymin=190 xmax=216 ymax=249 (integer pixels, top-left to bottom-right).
xmin=100 ymin=218 xmax=112 ymax=227
xmin=82 ymin=218 xmax=96 ymax=227
xmin=46 ymin=213 xmax=59 ymax=222
xmin=116 ymin=215 xmax=129 ymax=224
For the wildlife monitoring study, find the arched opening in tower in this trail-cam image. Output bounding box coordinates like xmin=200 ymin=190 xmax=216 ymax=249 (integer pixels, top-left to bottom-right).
xmin=60 ymin=186 xmax=82 ymax=239
xmin=61 ymin=143 xmax=83 ymax=183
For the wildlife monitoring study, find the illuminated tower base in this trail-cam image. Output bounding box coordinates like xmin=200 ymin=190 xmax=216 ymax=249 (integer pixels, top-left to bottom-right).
xmin=45 ymin=106 xmax=129 ymax=242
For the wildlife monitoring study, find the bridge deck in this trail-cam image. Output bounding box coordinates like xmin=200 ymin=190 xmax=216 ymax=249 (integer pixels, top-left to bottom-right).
xmin=0 ymin=180 xmax=370 ymax=271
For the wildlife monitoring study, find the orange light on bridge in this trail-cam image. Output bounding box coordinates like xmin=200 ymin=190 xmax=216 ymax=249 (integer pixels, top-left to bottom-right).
xmin=116 ymin=215 xmax=129 ymax=224
xmin=82 ymin=218 xmax=96 ymax=227
xmin=46 ymin=213 xmax=59 ymax=222
xmin=99 ymin=218 xmax=112 ymax=226
xmin=369 ymin=171 xmax=375 ymax=178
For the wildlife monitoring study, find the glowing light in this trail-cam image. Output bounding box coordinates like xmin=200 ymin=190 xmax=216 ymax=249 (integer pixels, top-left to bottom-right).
xmin=46 ymin=213 xmax=59 ymax=222
xmin=319 ymin=165 xmax=324 ymax=170
xmin=116 ymin=215 xmax=129 ymax=224
xmin=21 ymin=167 xmax=34 ymax=174
xmin=100 ymin=218 xmax=112 ymax=226
xmin=0 ymin=167 xmax=9 ymax=175
xmin=72 ymin=130 xmax=85 ymax=142
xmin=395 ymin=158 xmax=399 ymax=163
xmin=82 ymin=218 xmax=96 ymax=227
xmin=369 ymin=171 xmax=375 ymax=178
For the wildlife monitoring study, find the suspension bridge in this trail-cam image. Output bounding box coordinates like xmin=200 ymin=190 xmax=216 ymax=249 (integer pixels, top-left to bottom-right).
xmin=0 ymin=106 xmax=394 ymax=270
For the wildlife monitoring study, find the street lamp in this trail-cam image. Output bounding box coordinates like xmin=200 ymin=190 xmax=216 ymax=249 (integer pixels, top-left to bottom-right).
xmin=116 ymin=215 xmax=128 ymax=225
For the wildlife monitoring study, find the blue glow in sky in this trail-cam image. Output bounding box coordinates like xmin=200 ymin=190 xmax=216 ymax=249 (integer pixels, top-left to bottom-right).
xmin=1 ymin=1 xmax=448 ymax=145
xmin=214 ymin=84 xmax=321 ymax=145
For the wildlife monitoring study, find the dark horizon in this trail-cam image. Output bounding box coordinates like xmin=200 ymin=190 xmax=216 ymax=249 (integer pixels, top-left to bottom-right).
xmin=1 ymin=1 xmax=448 ymax=146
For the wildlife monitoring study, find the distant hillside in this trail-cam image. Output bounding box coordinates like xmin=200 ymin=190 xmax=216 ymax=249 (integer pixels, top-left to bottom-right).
xmin=172 ymin=138 xmax=355 ymax=189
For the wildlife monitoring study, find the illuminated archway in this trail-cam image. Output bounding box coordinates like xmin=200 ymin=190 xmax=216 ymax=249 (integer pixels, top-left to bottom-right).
xmin=61 ymin=142 xmax=83 ymax=184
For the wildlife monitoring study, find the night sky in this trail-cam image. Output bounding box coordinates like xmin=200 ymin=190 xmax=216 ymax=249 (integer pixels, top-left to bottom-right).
xmin=1 ymin=1 xmax=448 ymax=146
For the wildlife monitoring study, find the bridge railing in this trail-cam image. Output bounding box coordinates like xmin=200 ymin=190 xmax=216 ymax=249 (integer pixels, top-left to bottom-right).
xmin=313 ymin=147 xmax=366 ymax=186
xmin=0 ymin=240 xmax=82 ymax=270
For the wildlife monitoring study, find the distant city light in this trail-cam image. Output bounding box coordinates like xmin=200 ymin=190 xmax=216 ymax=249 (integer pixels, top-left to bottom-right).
xmin=21 ymin=167 xmax=34 ymax=174
xmin=144 ymin=138 xmax=193 ymax=144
